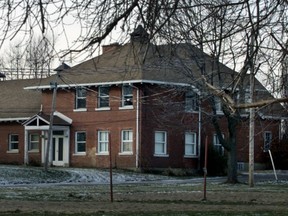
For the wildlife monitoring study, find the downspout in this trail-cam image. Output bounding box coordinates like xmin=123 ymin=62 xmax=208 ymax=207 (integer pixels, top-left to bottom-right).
xmin=198 ymin=93 xmax=202 ymax=171
xmin=24 ymin=129 xmax=28 ymax=165
xmin=135 ymin=86 xmax=140 ymax=169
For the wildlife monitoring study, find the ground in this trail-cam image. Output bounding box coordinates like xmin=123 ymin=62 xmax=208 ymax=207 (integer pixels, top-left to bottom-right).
xmin=0 ymin=165 xmax=288 ymax=215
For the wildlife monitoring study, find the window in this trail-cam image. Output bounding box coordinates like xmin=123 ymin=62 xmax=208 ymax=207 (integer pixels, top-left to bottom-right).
xmin=9 ymin=134 xmax=19 ymax=151
xmin=75 ymin=88 xmax=87 ymax=109
xmin=213 ymin=134 xmax=224 ymax=156
xmin=75 ymin=132 xmax=86 ymax=154
xmin=122 ymin=85 xmax=133 ymax=107
xmin=185 ymin=91 xmax=199 ymax=112
xmin=29 ymin=134 xmax=39 ymax=151
xmin=264 ymin=131 xmax=272 ymax=152
xmin=98 ymin=86 xmax=110 ymax=108
xmin=121 ymin=130 xmax=133 ymax=154
xmin=185 ymin=132 xmax=197 ymax=156
xmin=98 ymin=131 xmax=109 ymax=154
xmin=214 ymin=97 xmax=222 ymax=113
xmin=154 ymin=131 xmax=167 ymax=156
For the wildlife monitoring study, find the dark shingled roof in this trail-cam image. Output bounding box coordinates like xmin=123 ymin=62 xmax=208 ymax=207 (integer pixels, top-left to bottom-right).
xmin=0 ymin=79 xmax=42 ymax=119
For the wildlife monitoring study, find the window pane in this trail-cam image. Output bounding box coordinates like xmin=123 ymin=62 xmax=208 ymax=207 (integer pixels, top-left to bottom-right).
xmin=77 ymin=88 xmax=87 ymax=97
xmin=122 ymin=86 xmax=133 ymax=106
xmin=154 ymin=132 xmax=166 ymax=154
xmin=121 ymin=130 xmax=133 ymax=153
xmin=10 ymin=135 xmax=18 ymax=142
xmin=77 ymin=132 xmax=86 ymax=141
xmin=77 ymin=143 xmax=86 ymax=152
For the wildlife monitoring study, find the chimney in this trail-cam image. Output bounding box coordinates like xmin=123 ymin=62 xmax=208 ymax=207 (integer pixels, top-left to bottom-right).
xmin=130 ymin=25 xmax=149 ymax=43
xmin=102 ymin=43 xmax=121 ymax=54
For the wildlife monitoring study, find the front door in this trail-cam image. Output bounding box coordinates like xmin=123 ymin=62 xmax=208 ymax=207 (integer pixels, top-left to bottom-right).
xmin=52 ymin=136 xmax=64 ymax=166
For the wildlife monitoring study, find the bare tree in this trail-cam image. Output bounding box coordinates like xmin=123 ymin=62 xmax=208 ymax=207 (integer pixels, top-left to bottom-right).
xmin=0 ymin=36 xmax=55 ymax=79
xmin=0 ymin=0 xmax=287 ymax=183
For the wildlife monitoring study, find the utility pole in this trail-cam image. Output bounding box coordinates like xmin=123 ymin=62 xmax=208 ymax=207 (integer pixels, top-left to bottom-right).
xmin=248 ymin=32 xmax=255 ymax=187
xmin=44 ymin=80 xmax=57 ymax=172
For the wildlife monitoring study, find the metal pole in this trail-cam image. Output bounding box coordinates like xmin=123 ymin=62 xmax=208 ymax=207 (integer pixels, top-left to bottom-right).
xmin=203 ymin=136 xmax=208 ymax=201
xmin=109 ymin=132 xmax=114 ymax=202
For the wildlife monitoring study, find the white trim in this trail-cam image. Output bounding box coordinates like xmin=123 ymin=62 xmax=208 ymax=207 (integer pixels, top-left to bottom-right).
xmin=54 ymin=111 xmax=73 ymax=124
xmin=24 ymin=79 xmax=197 ymax=90
xmin=0 ymin=117 xmax=29 ymax=122
xmin=73 ymin=108 xmax=87 ymax=112
xmin=95 ymin=107 xmax=111 ymax=111
xmin=119 ymin=106 xmax=134 ymax=110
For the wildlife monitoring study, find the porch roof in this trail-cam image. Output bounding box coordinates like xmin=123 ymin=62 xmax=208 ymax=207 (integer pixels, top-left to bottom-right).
xmin=23 ymin=112 xmax=72 ymax=127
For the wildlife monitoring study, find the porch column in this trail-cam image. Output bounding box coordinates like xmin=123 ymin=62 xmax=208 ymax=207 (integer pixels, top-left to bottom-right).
xmin=24 ymin=128 xmax=28 ymax=165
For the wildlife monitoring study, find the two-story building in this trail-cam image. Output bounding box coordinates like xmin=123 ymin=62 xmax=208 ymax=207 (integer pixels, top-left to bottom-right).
xmin=0 ymin=27 xmax=285 ymax=171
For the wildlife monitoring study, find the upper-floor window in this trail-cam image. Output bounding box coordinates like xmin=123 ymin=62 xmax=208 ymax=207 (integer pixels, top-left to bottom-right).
xmin=185 ymin=91 xmax=199 ymax=112
xmin=214 ymin=97 xmax=222 ymax=113
xmin=29 ymin=133 xmax=40 ymax=151
xmin=121 ymin=130 xmax=133 ymax=154
xmin=98 ymin=131 xmax=109 ymax=154
xmin=122 ymin=85 xmax=133 ymax=107
xmin=264 ymin=131 xmax=272 ymax=152
xmin=75 ymin=88 xmax=87 ymax=109
xmin=154 ymin=131 xmax=168 ymax=156
xmin=213 ymin=133 xmax=224 ymax=156
xmin=9 ymin=134 xmax=19 ymax=152
xmin=98 ymin=86 xmax=110 ymax=108
xmin=75 ymin=131 xmax=86 ymax=154
xmin=185 ymin=132 xmax=197 ymax=156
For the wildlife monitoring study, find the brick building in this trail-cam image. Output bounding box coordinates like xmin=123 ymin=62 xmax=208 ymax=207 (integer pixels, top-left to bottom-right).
xmin=0 ymin=27 xmax=285 ymax=171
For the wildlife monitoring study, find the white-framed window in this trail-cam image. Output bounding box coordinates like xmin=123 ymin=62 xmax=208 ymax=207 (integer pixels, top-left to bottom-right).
xmin=214 ymin=97 xmax=222 ymax=113
xmin=154 ymin=131 xmax=167 ymax=156
xmin=9 ymin=134 xmax=19 ymax=151
xmin=98 ymin=131 xmax=109 ymax=154
xmin=75 ymin=88 xmax=87 ymax=109
xmin=122 ymin=85 xmax=133 ymax=107
xmin=98 ymin=86 xmax=110 ymax=108
xmin=75 ymin=131 xmax=86 ymax=154
xmin=264 ymin=131 xmax=272 ymax=152
xmin=185 ymin=132 xmax=197 ymax=156
xmin=121 ymin=130 xmax=133 ymax=154
xmin=29 ymin=133 xmax=39 ymax=151
xmin=185 ymin=91 xmax=199 ymax=112
xmin=213 ymin=133 xmax=224 ymax=156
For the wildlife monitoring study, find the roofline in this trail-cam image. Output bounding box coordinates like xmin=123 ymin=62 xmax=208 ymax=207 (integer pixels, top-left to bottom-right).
xmin=24 ymin=79 xmax=196 ymax=90
xmin=0 ymin=117 xmax=30 ymax=122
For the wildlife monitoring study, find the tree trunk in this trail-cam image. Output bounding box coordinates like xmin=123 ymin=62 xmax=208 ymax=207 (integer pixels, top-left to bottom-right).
xmin=226 ymin=115 xmax=239 ymax=183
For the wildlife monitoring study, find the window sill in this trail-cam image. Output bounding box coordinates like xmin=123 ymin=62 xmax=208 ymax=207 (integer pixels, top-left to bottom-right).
xmin=95 ymin=107 xmax=111 ymax=111
xmin=185 ymin=110 xmax=199 ymax=113
xmin=73 ymin=108 xmax=87 ymax=112
xmin=96 ymin=153 xmax=109 ymax=156
xmin=184 ymin=155 xmax=198 ymax=158
xmin=73 ymin=153 xmax=86 ymax=156
xmin=7 ymin=150 xmax=19 ymax=154
xmin=28 ymin=150 xmax=40 ymax=153
xmin=119 ymin=106 xmax=134 ymax=110
xmin=119 ymin=152 xmax=133 ymax=156
xmin=153 ymin=154 xmax=169 ymax=157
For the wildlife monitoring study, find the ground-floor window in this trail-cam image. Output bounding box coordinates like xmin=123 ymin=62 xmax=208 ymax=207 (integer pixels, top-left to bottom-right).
xmin=264 ymin=131 xmax=272 ymax=152
xmin=185 ymin=132 xmax=197 ymax=156
xmin=9 ymin=134 xmax=19 ymax=152
xmin=98 ymin=131 xmax=109 ymax=154
xmin=154 ymin=131 xmax=167 ymax=156
xmin=213 ymin=133 xmax=224 ymax=156
xmin=121 ymin=130 xmax=133 ymax=154
xmin=75 ymin=131 xmax=86 ymax=154
xmin=29 ymin=133 xmax=40 ymax=151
